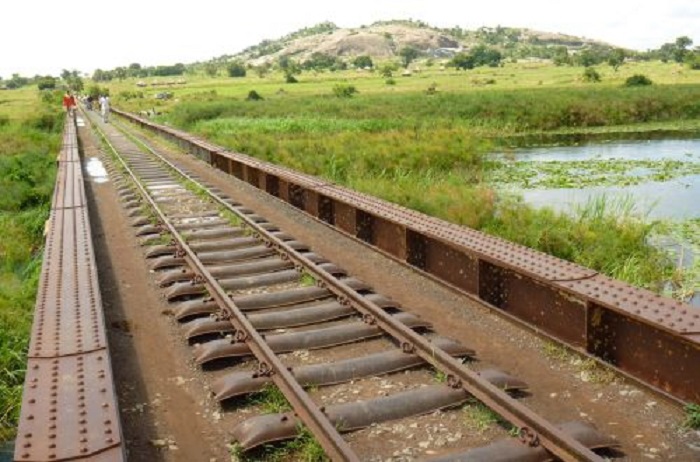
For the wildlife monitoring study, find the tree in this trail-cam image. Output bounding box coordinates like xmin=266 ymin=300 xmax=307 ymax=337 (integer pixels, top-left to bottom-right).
xmin=552 ymin=46 xmax=570 ymax=66
xmin=204 ymin=62 xmax=219 ymax=77
xmin=37 ymin=76 xmax=57 ymax=90
xmin=302 ymin=52 xmax=339 ymax=71
xmin=128 ymin=63 xmax=143 ymax=78
xmin=399 ymin=46 xmax=419 ymax=68
xmin=673 ymin=36 xmax=693 ymax=63
xmin=254 ymin=63 xmax=271 ymax=78
xmin=607 ymin=48 xmax=626 ymax=71
xmin=450 ymin=53 xmax=475 ymax=70
xmin=278 ymin=56 xmax=301 ymax=83
xmin=470 ymin=45 xmax=503 ymax=67
xmin=625 ymin=74 xmax=652 ymax=86
xmin=582 ymin=67 xmax=601 ymax=82
xmin=353 ymin=55 xmax=373 ymax=69
xmin=227 ymin=61 xmax=247 ymax=77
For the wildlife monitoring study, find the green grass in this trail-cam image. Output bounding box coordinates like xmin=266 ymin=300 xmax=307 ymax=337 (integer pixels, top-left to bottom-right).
xmin=122 ymin=61 xmax=691 ymax=292
xmin=228 ymin=386 xmax=327 ymax=461
xmin=0 ymin=86 xmax=61 ymax=441
xmin=229 ymin=425 xmax=327 ymax=462
xmin=684 ymin=403 xmax=700 ymax=430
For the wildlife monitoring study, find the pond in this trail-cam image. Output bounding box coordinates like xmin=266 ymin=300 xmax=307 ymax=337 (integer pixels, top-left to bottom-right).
xmin=492 ymin=137 xmax=700 ymax=306
xmin=495 ymin=139 xmax=700 ymax=220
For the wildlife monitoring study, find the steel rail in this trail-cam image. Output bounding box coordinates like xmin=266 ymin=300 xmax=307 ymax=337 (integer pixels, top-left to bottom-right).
xmin=93 ymin=123 xmax=359 ymax=461
xmin=110 ymin=117 xmax=603 ymax=461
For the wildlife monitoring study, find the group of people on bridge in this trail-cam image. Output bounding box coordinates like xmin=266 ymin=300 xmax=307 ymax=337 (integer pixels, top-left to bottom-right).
xmin=63 ymin=91 xmax=110 ymax=122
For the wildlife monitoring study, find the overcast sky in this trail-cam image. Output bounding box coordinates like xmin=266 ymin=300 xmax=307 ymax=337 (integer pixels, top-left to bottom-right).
xmin=2 ymin=0 xmax=699 ymax=78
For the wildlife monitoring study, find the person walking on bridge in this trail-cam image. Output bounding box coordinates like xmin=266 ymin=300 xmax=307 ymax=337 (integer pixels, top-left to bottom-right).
xmin=62 ymin=91 xmax=75 ymax=116
xmin=99 ymin=95 xmax=110 ymax=123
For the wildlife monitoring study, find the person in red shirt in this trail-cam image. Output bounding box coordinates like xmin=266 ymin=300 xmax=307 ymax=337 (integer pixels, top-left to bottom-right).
xmin=62 ymin=91 xmax=76 ymax=115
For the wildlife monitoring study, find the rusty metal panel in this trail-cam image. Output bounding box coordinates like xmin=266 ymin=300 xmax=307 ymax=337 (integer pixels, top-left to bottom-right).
xmin=263 ymin=173 xmax=280 ymax=198
xmin=317 ymin=194 xmax=334 ymax=225
xmin=356 ymin=210 xmax=373 ymax=244
xmin=371 ymin=214 xmax=407 ymax=260
xmin=278 ymin=178 xmax=290 ymax=202
xmin=14 ymin=353 xmax=123 ymax=462
xmin=424 ymin=236 xmax=479 ymax=295
xmin=52 ymin=160 xmax=86 ymax=210
xmin=242 ymin=164 xmax=260 ymax=187
xmin=29 ymin=207 xmax=107 ymax=358
xmin=288 ymin=184 xmax=306 ymax=210
xmin=304 ymin=190 xmax=320 ymax=217
xmin=480 ymin=261 xmax=588 ymax=347
xmin=561 ymin=274 xmax=700 ymax=336
xmin=586 ymin=303 xmax=700 ymax=402
xmin=333 ymin=201 xmax=356 ymax=235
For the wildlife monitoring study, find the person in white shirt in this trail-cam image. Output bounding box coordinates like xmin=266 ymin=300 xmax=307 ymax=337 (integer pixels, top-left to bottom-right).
xmin=99 ymin=95 xmax=111 ymax=123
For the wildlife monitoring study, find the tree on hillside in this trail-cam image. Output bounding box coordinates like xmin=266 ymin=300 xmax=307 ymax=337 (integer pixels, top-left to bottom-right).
xmin=470 ymin=45 xmax=503 ymax=67
xmin=302 ymin=52 xmax=345 ymax=71
xmin=254 ymin=63 xmax=272 ymax=78
xmin=227 ymin=61 xmax=247 ymax=78
xmin=353 ymin=55 xmax=374 ymax=69
xmin=399 ymin=46 xmax=420 ymax=68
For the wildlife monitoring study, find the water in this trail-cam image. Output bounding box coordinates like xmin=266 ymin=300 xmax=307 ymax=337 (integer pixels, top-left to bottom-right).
xmin=498 ymin=137 xmax=700 ymax=306
xmin=505 ymin=139 xmax=700 ymax=220
xmin=84 ymin=157 xmax=108 ymax=183
xmin=0 ymin=441 xmax=13 ymax=462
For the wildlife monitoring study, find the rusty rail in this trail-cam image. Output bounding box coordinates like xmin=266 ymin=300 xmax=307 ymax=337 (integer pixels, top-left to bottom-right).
xmin=13 ymin=115 xmax=125 ymax=461
xmin=94 ymin=118 xmax=360 ymax=461
xmin=115 ymin=108 xmax=700 ymax=405
xmin=98 ymin=113 xmax=608 ymax=461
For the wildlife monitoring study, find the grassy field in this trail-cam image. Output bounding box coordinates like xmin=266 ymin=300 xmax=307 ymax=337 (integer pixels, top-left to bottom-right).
xmin=0 ymin=87 xmax=61 ymax=441
xmin=108 ymin=59 xmax=700 ymax=292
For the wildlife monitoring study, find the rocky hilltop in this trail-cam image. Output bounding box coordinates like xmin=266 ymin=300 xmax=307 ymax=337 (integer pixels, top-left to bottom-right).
xmin=234 ymin=20 xmax=613 ymax=65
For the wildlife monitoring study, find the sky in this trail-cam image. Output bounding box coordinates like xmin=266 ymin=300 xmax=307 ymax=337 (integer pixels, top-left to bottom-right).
xmin=2 ymin=0 xmax=699 ymax=78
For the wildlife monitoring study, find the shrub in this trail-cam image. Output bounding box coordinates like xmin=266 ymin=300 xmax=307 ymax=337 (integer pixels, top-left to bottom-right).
xmin=385 ymin=78 xmax=396 ymax=86
xmin=625 ymin=74 xmax=652 ymax=87
xmin=227 ymin=61 xmax=247 ymax=78
xmin=285 ymin=74 xmax=298 ymax=84
xmin=583 ymin=67 xmax=601 ymax=83
xmin=27 ymin=112 xmax=60 ymax=132
xmin=246 ymin=90 xmax=263 ymax=101
xmin=332 ymin=84 xmax=357 ymax=98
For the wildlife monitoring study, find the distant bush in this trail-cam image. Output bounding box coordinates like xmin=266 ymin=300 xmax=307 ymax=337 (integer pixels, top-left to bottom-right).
xmin=227 ymin=61 xmax=247 ymax=78
xmin=385 ymin=78 xmax=396 ymax=86
xmin=36 ymin=77 xmax=56 ymax=90
xmin=246 ymin=90 xmax=263 ymax=101
xmin=625 ymin=74 xmax=652 ymax=87
xmin=583 ymin=67 xmax=601 ymax=83
xmin=332 ymin=84 xmax=357 ymax=98
xmin=0 ymin=114 xmax=9 ymax=127
xmin=285 ymin=74 xmax=298 ymax=84
xmin=119 ymin=90 xmax=144 ymax=101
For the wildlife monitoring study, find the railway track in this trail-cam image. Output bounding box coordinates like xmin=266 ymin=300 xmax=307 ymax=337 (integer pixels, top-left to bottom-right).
xmin=74 ymin=107 xmax=627 ymax=462
xmin=14 ymin=105 xmax=699 ymax=461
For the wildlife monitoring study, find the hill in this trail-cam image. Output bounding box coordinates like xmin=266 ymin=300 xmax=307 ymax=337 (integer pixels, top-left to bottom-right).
xmin=232 ymin=19 xmax=616 ymax=65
